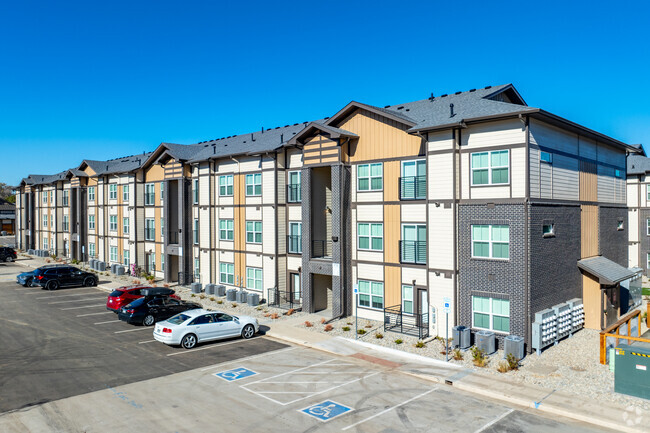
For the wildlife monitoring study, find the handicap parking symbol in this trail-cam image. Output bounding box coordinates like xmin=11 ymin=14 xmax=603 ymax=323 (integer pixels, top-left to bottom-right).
xmin=214 ymin=367 xmax=258 ymax=382
xmin=301 ymin=400 xmax=353 ymax=422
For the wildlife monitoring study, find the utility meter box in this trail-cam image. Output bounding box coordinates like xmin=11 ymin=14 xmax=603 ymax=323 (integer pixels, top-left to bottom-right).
xmin=614 ymin=343 xmax=650 ymax=400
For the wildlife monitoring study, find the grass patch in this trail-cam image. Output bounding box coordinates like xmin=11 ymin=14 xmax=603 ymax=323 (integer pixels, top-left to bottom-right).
xmin=375 ymin=332 xmax=384 ymax=339
xmin=357 ymin=329 xmax=366 ymax=335
xmin=642 ymin=287 xmax=650 ymax=296
xmin=342 ymin=326 xmax=351 ymax=331
xmin=394 ymin=338 xmax=403 ymax=345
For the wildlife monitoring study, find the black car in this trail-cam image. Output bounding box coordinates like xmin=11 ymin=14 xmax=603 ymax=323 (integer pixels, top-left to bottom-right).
xmin=17 ymin=264 xmax=65 ymax=287
xmin=0 ymin=247 xmax=17 ymax=262
xmin=118 ymin=296 xmax=202 ymax=326
xmin=32 ymin=266 xmax=97 ymax=290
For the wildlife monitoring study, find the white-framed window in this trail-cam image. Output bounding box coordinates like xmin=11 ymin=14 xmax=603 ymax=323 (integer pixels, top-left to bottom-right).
xmin=246 ymin=221 xmax=262 ymax=243
xmin=123 ymin=185 xmax=129 ymax=202
xmin=160 ymin=254 xmax=164 ymax=271
xmin=145 ymin=218 xmax=155 ymax=241
xmin=193 ymin=179 xmax=199 ymax=204
xmin=288 ymin=171 xmax=301 ymax=202
xmin=123 ymin=250 xmax=130 ymax=266
xmin=62 ymin=190 xmax=69 ymax=206
xmin=161 ymin=217 xmax=164 ymax=237
xmin=63 ymin=215 xmax=69 ymax=232
xmin=109 ymin=184 xmax=117 ymax=200
xmin=647 ymin=219 xmax=650 ymax=236
xmin=542 ymin=222 xmax=554 ymax=237
xmin=88 ymin=215 xmax=95 ymax=230
xmin=402 ymin=285 xmax=413 ymax=315
xmin=89 ymin=242 xmax=95 ymax=258
xmin=357 ymin=223 xmax=383 ymax=251
xmin=617 ymin=220 xmax=624 ymax=231
xmin=288 ymin=222 xmax=302 ymax=253
xmin=471 ymin=150 xmax=509 ymax=185
xmin=220 ymin=263 xmax=234 ymax=284
xmin=194 ymin=259 xmax=200 ymax=279
xmin=160 ymin=182 xmax=164 ymax=203
xmin=88 ymin=187 xmax=95 ymax=202
xmin=401 ymin=224 xmax=426 ymax=264
xmin=193 ymin=219 xmax=199 ymax=244
xmin=471 ymin=224 xmax=509 ymax=259
xmin=358 ymin=280 xmax=383 ymax=310
xmin=245 ymin=173 xmax=262 ymax=196
xmin=144 ymin=183 xmax=155 ymax=206
xmin=43 ymin=214 xmax=48 ymax=228
xmin=110 ymin=246 xmax=118 ymax=263
xmin=400 ymin=160 xmax=426 ymax=200
xmin=647 ymin=253 xmax=650 ymax=270
xmin=219 ymin=175 xmax=233 ymax=196
xmin=246 ymin=267 xmax=263 ymax=291
xmin=147 ymin=254 xmax=155 ymax=273
xmin=109 ymin=215 xmax=118 ymax=232
xmin=42 ymin=191 xmax=47 ymax=204
xmin=540 ymin=151 xmax=553 ymax=164
xmin=219 ymin=219 xmax=234 ymax=241
xmin=49 ymin=191 xmax=53 ymax=203
xmin=43 ymin=237 xmax=48 ymax=250
xmin=647 ymin=185 xmax=650 ymax=202
xmin=123 ymin=217 xmax=130 ymax=234
xmin=357 ymin=163 xmax=383 ymax=191
xmin=472 ymin=296 xmax=510 ymax=333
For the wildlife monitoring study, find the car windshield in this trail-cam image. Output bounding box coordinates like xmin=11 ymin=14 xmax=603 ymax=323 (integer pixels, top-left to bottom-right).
xmin=110 ymin=290 xmax=125 ymax=297
xmin=167 ymin=314 xmax=191 ymax=325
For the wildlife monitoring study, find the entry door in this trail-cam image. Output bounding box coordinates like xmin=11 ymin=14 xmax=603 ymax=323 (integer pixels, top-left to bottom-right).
xmin=417 ymin=288 xmax=428 ymax=329
xmin=290 ymin=273 xmax=301 ymax=301
xmin=604 ymin=286 xmax=619 ymax=328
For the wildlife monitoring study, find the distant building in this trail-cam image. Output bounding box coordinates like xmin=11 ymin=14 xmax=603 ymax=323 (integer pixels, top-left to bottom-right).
xmin=0 ymin=198 xmax=16 ymax=235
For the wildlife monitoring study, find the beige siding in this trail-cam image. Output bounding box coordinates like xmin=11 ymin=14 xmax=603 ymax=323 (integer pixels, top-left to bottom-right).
xmin=462 ymin=118 xmax=525 ymax=148
xmin=356 ymin=205 xmax=383 ymax=222
xmin=428 ymin=207 xmax=454 ymax=270
xmin=428 ymin=153 xmax=454 ymax=201
xmin=401 ymin=204 xmax=426 ymax=223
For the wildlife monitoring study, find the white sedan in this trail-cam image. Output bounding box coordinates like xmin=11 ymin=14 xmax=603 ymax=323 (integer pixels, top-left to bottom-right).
xmin=153 ymin=309 xmax=259 ymax=349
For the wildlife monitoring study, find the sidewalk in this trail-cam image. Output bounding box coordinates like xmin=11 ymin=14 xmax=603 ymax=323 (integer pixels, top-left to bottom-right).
xmin=13 ymin=254 xmax=648 ymax=433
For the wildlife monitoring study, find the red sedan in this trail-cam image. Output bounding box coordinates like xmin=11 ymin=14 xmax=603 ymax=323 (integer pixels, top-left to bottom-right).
xmin=106 ymin=286 xmax=179 ymax=312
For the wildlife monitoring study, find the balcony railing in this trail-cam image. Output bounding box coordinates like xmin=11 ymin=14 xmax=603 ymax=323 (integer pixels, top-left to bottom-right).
xmin=287 ymin=184 xmax=301 ymax=203
xmin=267 ymin=287 xmax=302 ymax=311
xmin=400 ymin=240 xmax=426 ymax=264
xmin=168 ymin=231 xmax=179 ymax=244
xmin=312 ymin=240 xmax=332 ymax=259
xmin=384 ymin=305 xmax=429 ymax=339
xmin=287 ymin=235 xmax=302 ymax=254
xmin=399 ymin=176 xmax=426 ymax=200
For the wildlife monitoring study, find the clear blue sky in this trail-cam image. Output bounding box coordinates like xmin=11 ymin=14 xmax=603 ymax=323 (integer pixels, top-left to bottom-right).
xmin=2 ymin=0 xmax=649 ymax=186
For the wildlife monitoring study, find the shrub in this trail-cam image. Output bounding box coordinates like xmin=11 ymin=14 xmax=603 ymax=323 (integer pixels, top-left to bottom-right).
xmin=209 ymin=297 xmax=215 ymax=301
xmin=256 ymin=306 xmax=263 ymax=311
xmin=375 ymin=333 xmax=384 ymax=339
xmin=506 ymin=353 xmax=520 ymax=370
xmin=163 ymin=284 xmax=170 ymax=288
xmin=199 ymin=294 xmax=206 ymax=299
xmin=305 ymin=321 xmax=313 ymax=327
xmin=394 ymin=339 xmax=403 ymax=344
xmin=470 ymin=346 xmax=488 ymax=367
xmin=496 ymin=361 xmax=510 ymax=373
xmin=217 ymin=300 xmax=223 ymax=304
xmin=365 ymin=322 xmax=372 ymax=328
xmin=415 ymin=341 xmax=425 ymax=348
xmin=71 ymin=259 xmax=79 ymax=265
xmin=133 ymin=280 xmax=141 ymax=285
xmin=346 ymin=321 xmax=353 ymax=325
xmin=190 ymin=294 xmax=196 ymax=297
xmin=231 ymin=303 xmax=237 ymax=308
xmin=357 ymin=329 xmax=366 ymax=335
xmin=286 ymin=308 xmax=295 ymax=316
xmin=270 ymin=313 xmax=279 ymax=320
xmin=452 ymin=348 xmax=463 ymax=361
xmin=342 ymin=326 xmax=350 ymax=331
xmin=45 ymin=258 xmax=51 ymax=263
xmin=324 ymin=324 xmax=333 ymax=332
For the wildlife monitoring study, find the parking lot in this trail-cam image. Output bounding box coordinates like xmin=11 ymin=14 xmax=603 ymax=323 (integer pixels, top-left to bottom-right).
xmin=0 ymin=261 xmax=286 ymax=414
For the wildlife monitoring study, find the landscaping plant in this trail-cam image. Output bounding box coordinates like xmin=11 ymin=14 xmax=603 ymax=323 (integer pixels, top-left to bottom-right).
xmin=324 ymin=324 xmax=333 ymax=332
xmin=342 ymin=326 xmax=350 ymax=331
xmin=452 ymin=348 xmax=463 ymax=361
xmin=357 ymin=329 xmax=366 ymax=335
xmin=375 ymin=332 xmax=384 ymax=339
xmin=304 ymin=321 xmax=313 ymax=327
xmin=394 ymin=338 xmax=403 ymax=345
xmin=470 ymin=346 xmax=488 ymax=367
xmin=415 ymin=341 xmax=425 ymax=348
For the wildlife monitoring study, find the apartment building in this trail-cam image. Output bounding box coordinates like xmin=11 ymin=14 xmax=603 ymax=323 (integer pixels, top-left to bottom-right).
xmin=17 ymin=84 xmax=639 ymax=352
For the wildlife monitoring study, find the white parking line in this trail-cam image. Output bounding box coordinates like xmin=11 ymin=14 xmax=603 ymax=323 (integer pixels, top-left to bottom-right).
xmin=37 ymin=291 xmax=101 ymax=299
xmin=77 ymin=312 xmax=113 ymax=317
xmin=138 ymin=340 xmax=157 ymax=344
xmin=341 ymin=387 xmax=438 ymax=431
xmin=48 ymin=297 xmax=105 ymax=304
xmin=167 ymin=338 xmax=254 ymax=356
xmin=61 ymin=304 xmax=105 ymax=310
xmin=199 ymin=346 xmax=297 ymax=371
xmin=114 ymin=328 xmax=151 ymax=334
xmin=473 ymin=408 xmax=514 ymax=433
xmin=94 ymin=320 xmax=121 ymax=325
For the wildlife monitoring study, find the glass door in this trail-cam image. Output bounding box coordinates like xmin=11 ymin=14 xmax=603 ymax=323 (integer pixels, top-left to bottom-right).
xmin=290 ymin=272 xmax=301 ymax=302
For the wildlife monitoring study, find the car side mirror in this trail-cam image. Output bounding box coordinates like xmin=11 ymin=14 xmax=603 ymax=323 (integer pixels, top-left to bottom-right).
xmin=234 ymin=318 xmax=239 ymax=324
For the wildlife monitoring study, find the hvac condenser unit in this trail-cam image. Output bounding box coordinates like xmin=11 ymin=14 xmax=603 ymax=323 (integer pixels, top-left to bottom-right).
xmin=452 ymin=326 xmax=471 ymax=349
xmin=476 ymin=330 xmax=496 ymax=354
xmin=504 ymin=335 xmax=525 ymax=361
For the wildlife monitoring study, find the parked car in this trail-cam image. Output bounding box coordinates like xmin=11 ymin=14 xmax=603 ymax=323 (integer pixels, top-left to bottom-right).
xmin=153 ymin=309 xmax=259 ymax=349
xmin=0 ymin=247 xmax=17 ymax=262
xmin=16 ymin=270 xmax=35 ymax=286
xmin=106 ymin=286 xmax=179 ymax=312
xmin=32 ymin=266 xmax=97 ymax=290
xmin=118 ymin=296 xmax=201 ymax=326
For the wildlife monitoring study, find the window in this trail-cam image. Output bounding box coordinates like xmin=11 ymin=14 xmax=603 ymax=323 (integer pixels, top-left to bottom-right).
xmin=471 ymin=150 xmax=509 ymax=185
xmin=471 ymin=225 xmax=509 ymax=259
xmin=161 ymin=218 xmax=164 ymax=237
xmin=219 ymin=219 xmax=234 ymax=241
xmin=246 ymin=267 xmax=263 ymax=291
xmin=540 ymin=151 xmax=553 ymax=164
xmin=160 ymin=182 xmax=164 ymax=202
xmin=194 ymin=259 xmax=200 ymax=279
xmin=357 ymin=163 xmax=383 ymax=191
xmin=160 ymin=254 xmax=164 ymax=271
xmin=109 ymin=184 xmax=117 ymax=200
xmin=220 ymin=263 xmax=234 ymax=284
xmin=144 ymin=183 xmax=155 ymax=206
xmin=88 ymin=215 xmax=95 ymax=230
xmin=89 ymin=242 xmax=95 ymax=258
xmin=358 ymin=280 xmax=383 ymax=310
xmin=62 ymin=190 xmax=69 ymax=206
xmin=647 ymin=185 xmax=650 ymax=202
xmin=42 ymin=192 xmax=47 ymax=204
xmin=43 ymin=215 xmax=48 ymax=228
xmin=50 ymin=191 xmax=53 ymax=203
xmin=219 ymin=175 xmax=233 ymax=196
xmin=647 ymin=219 xmax=650 ymax=236
xmin=123 ymin=185 xmax=129 ymax=201
xmin=401 ymin=224 xmax=426 ymax=264
xmin=43 ymin=238 xmax=48 ymax=250
xmin=472 ymin=296 xmax=510 ymax=333
xmin=110 ymin=246 xmax=118 ymax=263
xmin=193 ymin=219 xmax=199 ymax=244
xmin=246 ymin=221 xmax=262 ymax=243
xmin=542 ymin=223 xmax=554 ymax=237
xmin=123 ymin=217 xmax=130 ymax=234
xmin=617 ymin=220 xmax=624 ymax=231
xmin=358 ymin=223 xmax=383 ymax=251
xmin=245 ymin=173 xmax=262 ymax=196
xmin=88 ymin=187 xmax=95 ymax=202
xmin=123 ymin=250 xmax=130 ymax=267
xmin=288 ymin=171 xmax=301 ymax=202
xmin=647 ymin=253 xmax=650 ymax=270
xmin=400 ymin=160 xmax=426 ymax=200
xmin=145 ymin=218 xmax=155 ymax=241
xmin=147 ymin=254 xmax=155 ymax=272
xmin=109 ymin=215 xmax=118 ymax=232
xmin=193 ymin=179 xmax=199 ymax=204
xmin=402 ymin=285 xmax=413 ymax=315
xmin=288 ymin=222 xmax=302 ymax=253
xmin=63 ymin=215 xmax=69 ymax=232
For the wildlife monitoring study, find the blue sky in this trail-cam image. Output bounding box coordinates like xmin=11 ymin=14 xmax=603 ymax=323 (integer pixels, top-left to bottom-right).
xmin=2 ymin=0 xmax=649 ymax=186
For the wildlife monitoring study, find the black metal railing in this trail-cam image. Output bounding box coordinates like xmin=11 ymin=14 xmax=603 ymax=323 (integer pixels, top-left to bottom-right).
xmin=178 ymin=272 xmax=195 ymax=286
xmin=399 ymin=176 xmax=426 ymax=200
xmin=384 ymin=305 xmax=429 ymax=338
xmin=287 ymin=184 xmax=301 ymax=203
xmin=267 ymin=287 xmax=302 ymax=311
xmin=312 ymin=240 xmax=332 ymax=258
xmin=168 ymin=230 xmax=179 ymax=244
xmin=399 ymin=240 xmax=426 ymax=264
xmin=287 ymin=235 xmax=302 ymax=254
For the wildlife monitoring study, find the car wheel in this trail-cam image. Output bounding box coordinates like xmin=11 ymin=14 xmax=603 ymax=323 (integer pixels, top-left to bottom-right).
xmin=5 ymin=256 xmax=13 ymax=262
xmin=83 ymin=277 xmax=95 ymax=287
xmin=22 ymin=279 xmax=30 ymax=287
xmin=181 ymin=333 xmax=197 ymax=349
xmin=46 ymin=280 xmax=59 ymax=291
xmin=241 ymin=324 xmax=255 ymax=339
xmin=143 ymin=315 xmax=155 ymax=326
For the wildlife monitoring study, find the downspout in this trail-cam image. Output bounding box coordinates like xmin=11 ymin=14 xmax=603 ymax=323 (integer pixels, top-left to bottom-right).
xmin=230 ymin=156 xmax=241 ymax=285
xmin=453 ymin=128 xmax=460 ymax=326
xmin=273 ymin=152 xmax=279 ymax=294
xmin=524 ymin=115 xmax=531 ymax=352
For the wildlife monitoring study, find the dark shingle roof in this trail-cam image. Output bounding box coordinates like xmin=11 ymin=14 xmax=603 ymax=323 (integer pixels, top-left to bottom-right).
xmin=81 ymin=152 xmax=151 ymax=176
xmin=577 ymin=256 xmax=636 ymax=285
xmin=627 ymin=154 xmax=650 ymax=175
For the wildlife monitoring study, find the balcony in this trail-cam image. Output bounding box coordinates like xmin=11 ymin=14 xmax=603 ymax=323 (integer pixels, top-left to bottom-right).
xmin=168 ymin=230 xmax=179 ymax=244
xmin=399 ymin=176 xmax=426 ymax=200
xmin=287 ymin=184 xmax=301 ymax=203
xmin=287 ymin=235 xmax=302 ymax=254
xmin=312 ymin=239 xmax=332 ymax=259
xmin=399 ymin=240 xmax=426 ymax=264
xmin=384 ymin=305 xmax=429 ymax=338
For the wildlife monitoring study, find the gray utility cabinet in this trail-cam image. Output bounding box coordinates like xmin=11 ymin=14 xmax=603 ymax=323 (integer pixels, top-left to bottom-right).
xmin=552 ymin=302 xmax=572 ymax=340
xmin=452 ymin=326 xmax=471 ymax=349
xmin=247 ymin=293 xmax=260 ymax=306
xmin=531 ymin=308 xmax=557 ymax=355
xmin=614 ymin=343 xmax=650 ymax=400
xmin=476 ymin=330 xmax=496 ymax=354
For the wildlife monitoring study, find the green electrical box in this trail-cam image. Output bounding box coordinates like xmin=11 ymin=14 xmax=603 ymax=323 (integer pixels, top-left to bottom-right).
xmin=614 ymin=343 xmax=650 ymax=400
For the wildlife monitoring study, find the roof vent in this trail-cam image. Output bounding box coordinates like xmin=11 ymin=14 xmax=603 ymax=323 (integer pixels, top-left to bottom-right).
xmin=251 ymin=133 xmax=255 ymax=142
xmin=261 ymin=127 xmax=264 ymax=133
xmin=204 ymin=144 xmax=208 ymax=147
xmin=429 ymin=92 xmax=434 ymax=101
xmin=485 ymin=85 xmax=492 ymax=89
xmin=469 ymin=88 xmax=476 ymax=92
xmin=441 ymin=94 xmax=448 ymax=97
xmin=324 ymin=117 xmax=330 ymax=119
xmin=397 ymin=106 xmax=404 ymax=110
xmin=280 ymin=134 xmax=284 ymax=143
xmin=384 ymin=105 xmax=390 ymax=108
xmin=455 ymin=91 xmax=462 ymax=95
xmin=294 ymin=123 xmax=298 ymax=126
xmin=275 ymin=127 xmax=280 ymax=129
xmin=450 ymin=103 xmax=455 ymax=118
xmin=405 ymin=108 xmax=410 ymax=111
xmin=284 ymin=125 xmax=289 ymax=128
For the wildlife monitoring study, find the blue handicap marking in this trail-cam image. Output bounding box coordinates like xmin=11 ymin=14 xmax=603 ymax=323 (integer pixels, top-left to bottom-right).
xmin=214 ymin=367 xmax=258 ymax=382
xmin=301 ymin=400 xmax=353 ymax=422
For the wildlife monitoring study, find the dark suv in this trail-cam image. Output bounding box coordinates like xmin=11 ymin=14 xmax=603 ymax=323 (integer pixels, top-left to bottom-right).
xmin=32 ymin=266 xmax=97 ymax=290
xmin=0 ymin=247 xmax=17 ymax=262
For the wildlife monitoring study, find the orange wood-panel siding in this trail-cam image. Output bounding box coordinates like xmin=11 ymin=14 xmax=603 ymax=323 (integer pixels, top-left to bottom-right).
xmin=164 ymin=160 xmax=184 ymax=179
xmin=319 ymin=156 xmax=339 ymax=164
xmin=339 ymin=109 xmax=422 ymax=162
xmin=579 ymin=161 xmax=598 ymax=202
xmin=145 ymin=164 xmax=164 ymax=182
xmin=384 ymin=204 xmax=400 ymax=264
xmin=582 ymin=274 xmax=602 ymax=330
xmin=303 ymin=133 xmax=340 ymax=166
xmin=384 ymin=266 xmax=401 ymax=308
xmin=384 ymin=161 xmax=400 ymax=201
xmin=580 ymin=205 xmax=599 ymax=258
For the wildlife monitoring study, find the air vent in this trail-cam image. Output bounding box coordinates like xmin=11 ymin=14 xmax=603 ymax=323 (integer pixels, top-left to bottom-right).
xmin=485 ymin=85 xmax=492 ymax=89
xmin=469 ymin=88 xmax=476 ymax=92
xmin=384 ymin=105 xmax=390 ymax=108
xmin=455 ymin=91 xmax=461 ymax=95
xmin=397 ymin=106 xmax=404 ymax=110
xmin=441 ymin=94 xmax=447 ymax=97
